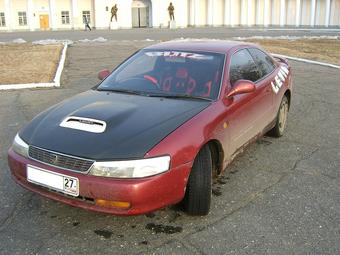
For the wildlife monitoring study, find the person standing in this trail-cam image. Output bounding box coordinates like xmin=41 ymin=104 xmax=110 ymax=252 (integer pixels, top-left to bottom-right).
xmin=84 ymin=16 xmax=91 ymax=31
xmin=168 ymin=2 xmax=175 ymax=21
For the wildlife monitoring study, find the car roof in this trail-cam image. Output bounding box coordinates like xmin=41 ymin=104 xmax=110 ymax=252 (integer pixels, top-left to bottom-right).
xmin=144 ymin=40 xmax=256 ymax=54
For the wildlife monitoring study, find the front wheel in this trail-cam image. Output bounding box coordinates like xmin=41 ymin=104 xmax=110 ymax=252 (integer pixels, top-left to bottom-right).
xmin=270 ymin=96 xmax=289 ymax=137
xmin=182 ymin=146 xmax=212 ymax=216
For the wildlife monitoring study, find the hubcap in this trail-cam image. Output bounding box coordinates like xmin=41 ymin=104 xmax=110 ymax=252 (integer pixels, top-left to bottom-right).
xmin=278 ymin=100 xmax=288 ymax=133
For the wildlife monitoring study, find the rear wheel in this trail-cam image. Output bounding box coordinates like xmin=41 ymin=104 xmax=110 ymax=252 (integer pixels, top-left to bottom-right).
xmin=270 ymin=96 xmax=289 ymax=137
xmin=183 ymin=146 xmax=212 ymax=216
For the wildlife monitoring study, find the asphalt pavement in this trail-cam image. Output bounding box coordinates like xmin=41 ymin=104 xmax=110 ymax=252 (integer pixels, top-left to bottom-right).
xmin=0 ymin=33 xmax=339 ymax=254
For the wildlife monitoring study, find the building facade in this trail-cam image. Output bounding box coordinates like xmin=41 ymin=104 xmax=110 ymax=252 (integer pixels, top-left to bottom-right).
xmin=0 ymin=0 xmax=339 ymax=31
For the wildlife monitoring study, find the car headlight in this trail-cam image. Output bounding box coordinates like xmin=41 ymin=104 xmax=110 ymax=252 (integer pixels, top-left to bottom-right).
xmin=12 ymin=134 xmax=29 ymax=158
xmin=89 ymin=156 xmax=171 ymax=178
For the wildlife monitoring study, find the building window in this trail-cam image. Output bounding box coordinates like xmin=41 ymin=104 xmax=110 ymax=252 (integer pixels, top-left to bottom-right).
xmin=18 ymin=12 xmax=27 ymax=26
xmin=82 ymin=11 xmax=91 ymax=24
xmin=61 ymin=11 xmax=70 ymax=24
xmin=0 ymin=12 xmax=5 ymax=27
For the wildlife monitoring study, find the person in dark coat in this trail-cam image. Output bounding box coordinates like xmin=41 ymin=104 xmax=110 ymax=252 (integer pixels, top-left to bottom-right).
xmin=84 ymin=16 xmax=91 ymax=31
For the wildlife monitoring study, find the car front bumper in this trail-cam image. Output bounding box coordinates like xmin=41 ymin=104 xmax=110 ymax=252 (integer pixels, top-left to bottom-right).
xmin=8 ymin=148 xmax=192 ymax=215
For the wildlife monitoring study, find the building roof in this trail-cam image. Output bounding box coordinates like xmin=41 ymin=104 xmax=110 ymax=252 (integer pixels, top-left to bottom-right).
xmin=144 ymin=39 xmax=254 ymax=54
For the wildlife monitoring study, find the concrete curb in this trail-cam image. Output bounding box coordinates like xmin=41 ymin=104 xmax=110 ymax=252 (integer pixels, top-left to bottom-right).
xmin=272 ymin=53 xmax=340 ymax=70
xmin=0 ymin=43 xmax=68 ymax=91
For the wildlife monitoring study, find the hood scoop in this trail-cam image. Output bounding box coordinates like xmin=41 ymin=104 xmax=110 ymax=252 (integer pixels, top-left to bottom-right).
xmin=60 ymin=116 xmax=106 ymax=133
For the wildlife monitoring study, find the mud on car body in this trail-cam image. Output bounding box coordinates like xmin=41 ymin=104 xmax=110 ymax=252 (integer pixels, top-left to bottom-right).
xmin=8 ymin=40 xmax=292 ymax=216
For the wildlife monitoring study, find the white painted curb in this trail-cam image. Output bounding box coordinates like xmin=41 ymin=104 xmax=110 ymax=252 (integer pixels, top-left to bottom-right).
xmin=53 ymin=43 xmax=68 ymax=86
xmin=272 ymin=53 xmax=340 ymax=70
xmin=0 ymin=43 xmax=68 ymax=91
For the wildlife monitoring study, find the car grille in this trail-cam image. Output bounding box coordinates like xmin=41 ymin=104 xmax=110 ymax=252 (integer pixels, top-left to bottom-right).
xmin=28 ymin=146 xmax=94 ymax=172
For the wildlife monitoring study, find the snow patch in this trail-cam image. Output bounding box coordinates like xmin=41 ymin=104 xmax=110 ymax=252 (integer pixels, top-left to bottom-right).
xmin=78 ymin=37 xmax=107 ymax=43
xmin=78 ymin=39 xmax=91 ymax=43
xmin=171 ymin=38 xmax=222 ymax=42
xmin=32 ymin=39 xmax=74 ymax=45
xmin=93 ymin=37 xmax=107 ymax=42
xmin=12 ymin=38 xmax=26 ymax=44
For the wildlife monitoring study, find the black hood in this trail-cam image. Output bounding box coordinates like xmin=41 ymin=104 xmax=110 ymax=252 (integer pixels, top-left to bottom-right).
xmin=20 ymin=90 xmax=210 ymax=160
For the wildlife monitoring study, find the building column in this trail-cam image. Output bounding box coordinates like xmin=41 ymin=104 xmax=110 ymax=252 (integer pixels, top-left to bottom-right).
xmin=295 ymin=0 xmax=300 ymax=27
xmin=255 ymin=0 xmax=260 ymax=25
xmin=310 ymin=0 xmax=316 ymax=27
xmin=151 ymin=0 xmax=160 ymax=28
xmin=207 ymin=0 xmax=213 ymax=25
xmin=182 ymin=0 xmax=189 ymax=27
xmin=247 ymin=0 xmax=253 ymax=26
xmin=224 ymin=0 xmax=228 ymax=25
xmin=224 ymin=0 xmax=233 ymax=26
xmin=49 ymin=0 xmax=57 ymax=30
xmin=93 ymin=0 xmax=98 ymax=28
xmin=263 ymin=0 xmax=270 ymax=27
xmin=280 ymin=0 xmax=285 ymax=27
xmin=189 ymin=0 xmax=194 ymax=26
xmin=4 ymin=0 xmax=12 ymax=30
xmin=240 ymin=0 xmax=247 ymax=25
xmin=71 ymin=0 xmax=79 ymax=29
xmin=27 ymin=0 xmax=35 ymax=31
xmin=194 ymin=0 xmax=200 ymax=26
xmin=325 ymin=0 xmax=330 ymax=27
xmin=231 ymin=0 xmax=236 ymax=26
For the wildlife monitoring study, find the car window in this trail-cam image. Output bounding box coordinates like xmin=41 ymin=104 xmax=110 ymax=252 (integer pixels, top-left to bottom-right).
xmin=248 ymin=48 xmax=276 ymax=78
xmin=229 ymin=49 xmax=261 ymax=86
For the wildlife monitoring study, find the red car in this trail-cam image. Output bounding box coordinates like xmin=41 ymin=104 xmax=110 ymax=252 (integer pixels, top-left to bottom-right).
xmin=8 ymin=40 xmax=292 ymax=216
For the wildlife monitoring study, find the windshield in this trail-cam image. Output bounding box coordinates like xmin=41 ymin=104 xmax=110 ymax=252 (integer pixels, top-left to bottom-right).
xmin=98 ymin=50 xmax=225 ymax=100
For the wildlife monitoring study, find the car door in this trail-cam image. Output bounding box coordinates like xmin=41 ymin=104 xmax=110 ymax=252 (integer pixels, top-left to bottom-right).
xmin=223 ymin=48 xmax=269 ymax=156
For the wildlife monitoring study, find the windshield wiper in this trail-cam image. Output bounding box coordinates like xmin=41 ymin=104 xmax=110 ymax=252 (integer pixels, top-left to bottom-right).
xmin=149 ymin=93 xmax=213 ymax=101
xmin=97 ymin=88 xmax=147 ymax=96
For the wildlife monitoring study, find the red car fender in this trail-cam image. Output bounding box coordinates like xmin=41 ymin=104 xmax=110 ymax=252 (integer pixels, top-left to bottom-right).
xmin=145 ymin=101 xmax=227 ymax=172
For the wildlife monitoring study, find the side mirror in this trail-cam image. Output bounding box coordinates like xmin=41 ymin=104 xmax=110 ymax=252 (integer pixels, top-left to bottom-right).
xmin=98 ymin=69 xmax=110 ymax=80
xmin=226 ymin=80 xmax=256 ymax=98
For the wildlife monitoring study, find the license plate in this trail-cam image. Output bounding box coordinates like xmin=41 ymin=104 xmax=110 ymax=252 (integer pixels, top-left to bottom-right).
xmin=27 ymin=165 xmax=79 ymax=196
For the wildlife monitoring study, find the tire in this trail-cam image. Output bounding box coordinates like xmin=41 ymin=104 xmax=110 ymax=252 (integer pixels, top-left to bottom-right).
xmin=183 ymin=145 xmax=212 ymax=216
xmin=270 ymin=96 xmax=289 ymax=137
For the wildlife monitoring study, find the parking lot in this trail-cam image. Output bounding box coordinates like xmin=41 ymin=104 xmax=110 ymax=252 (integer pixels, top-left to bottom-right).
xmin=0 ymin=37 xmax=339 ymax=254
